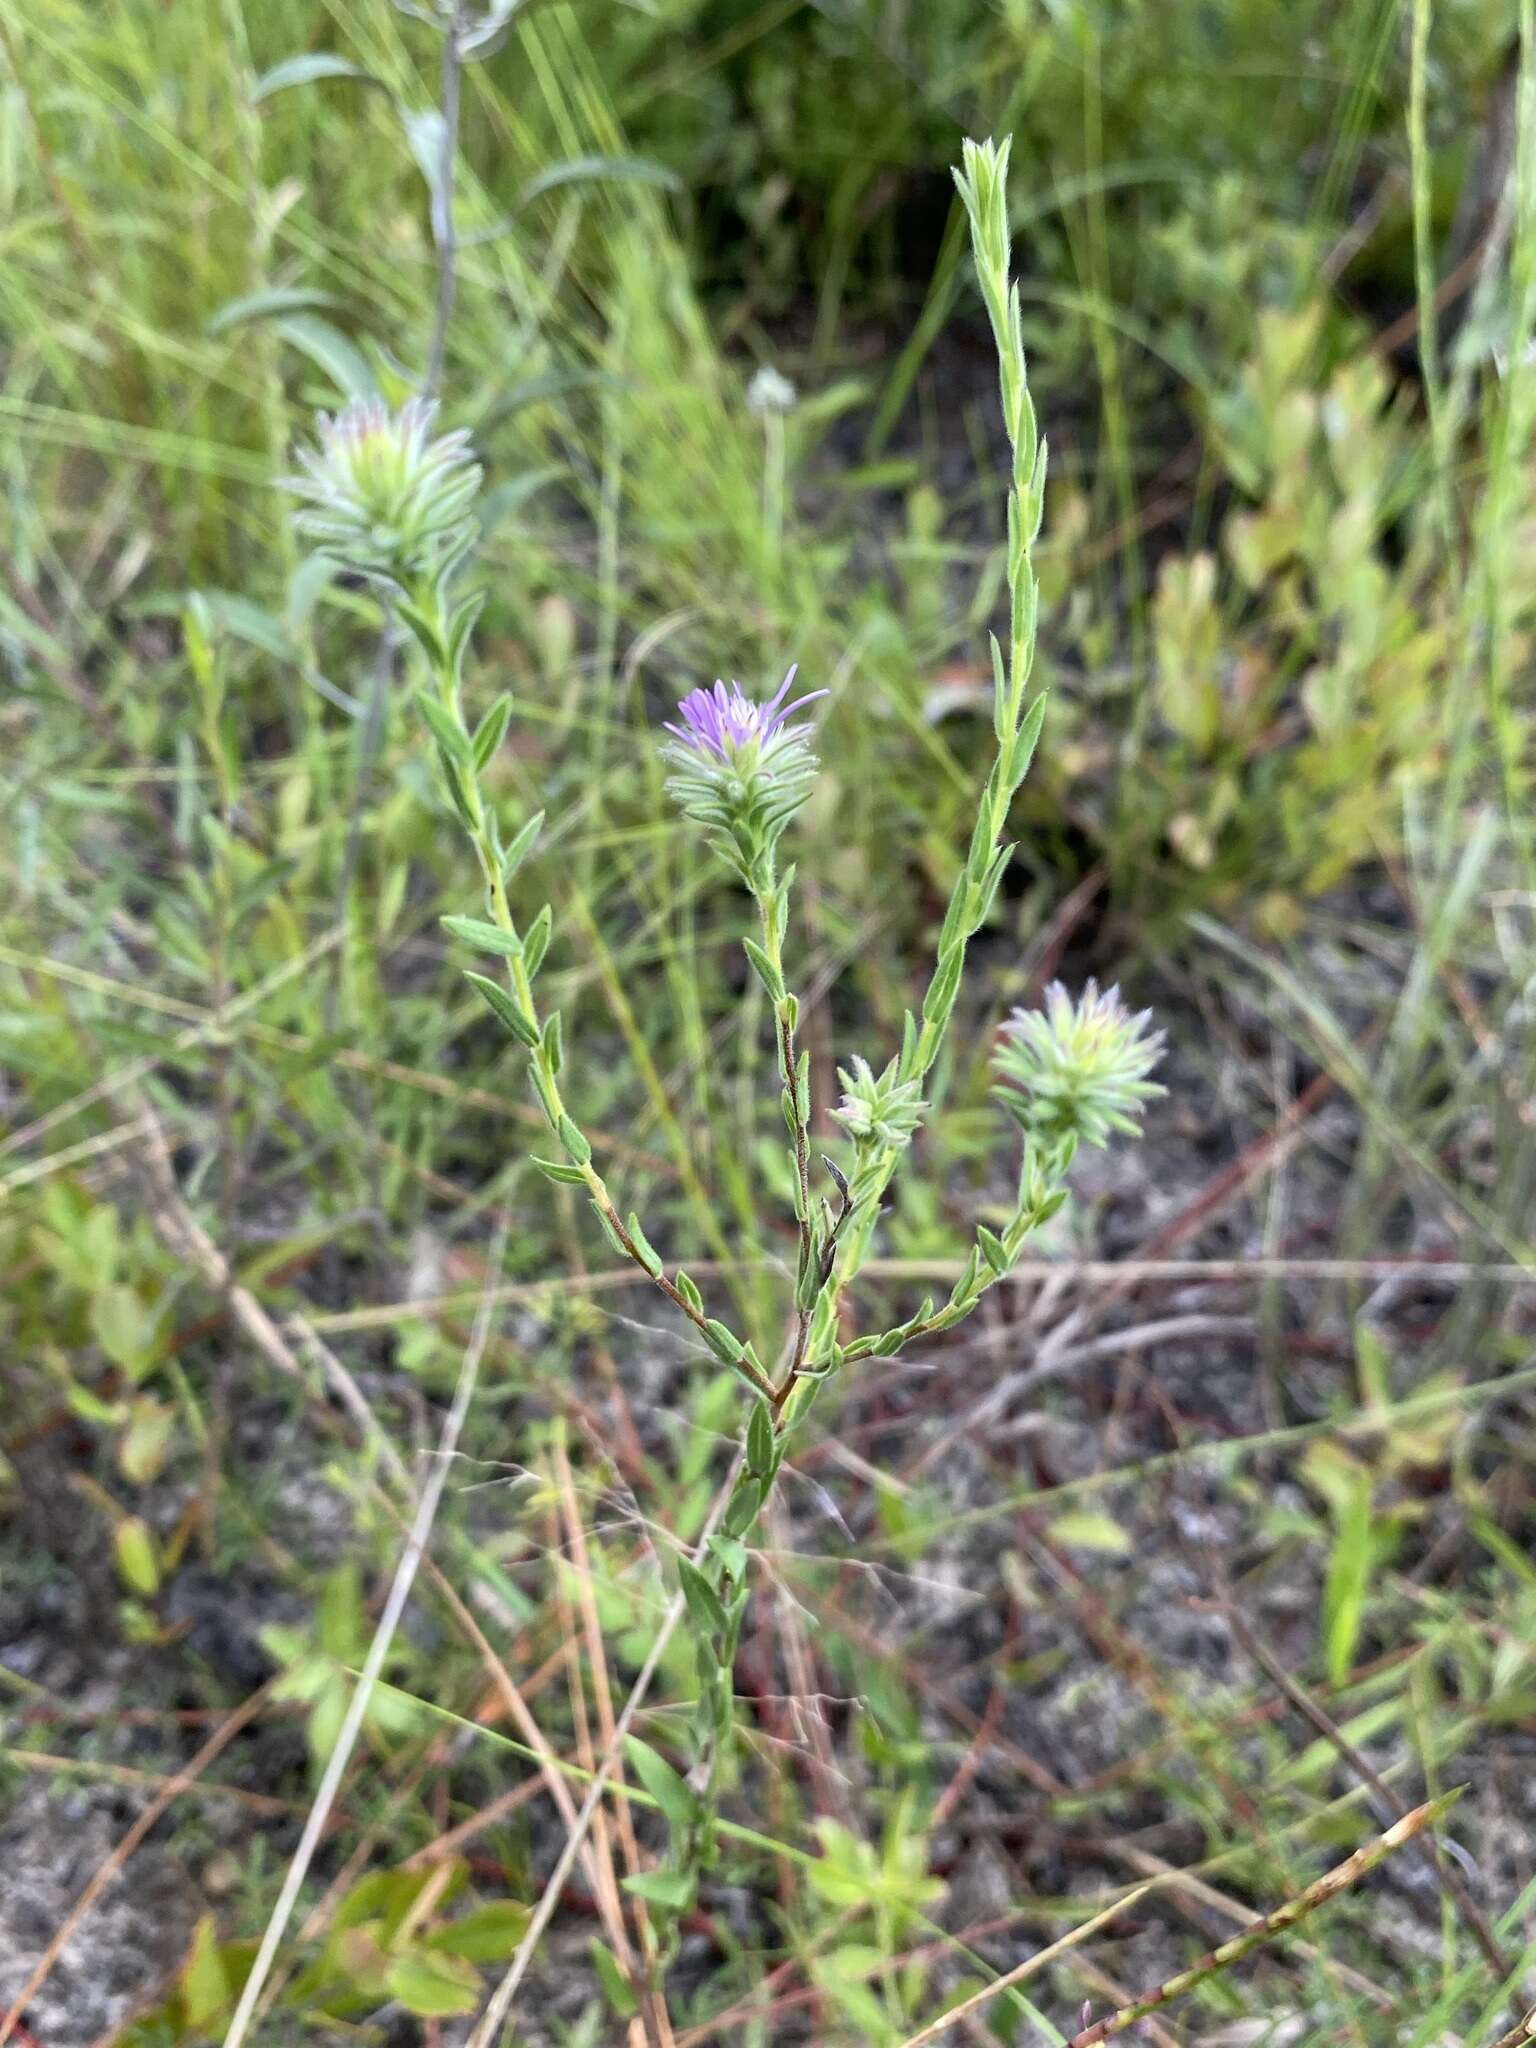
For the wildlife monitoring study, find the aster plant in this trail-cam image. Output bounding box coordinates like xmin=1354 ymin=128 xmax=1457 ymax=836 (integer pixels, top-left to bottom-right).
xmin=289 ymin=136 xmax=1166 ymax=2001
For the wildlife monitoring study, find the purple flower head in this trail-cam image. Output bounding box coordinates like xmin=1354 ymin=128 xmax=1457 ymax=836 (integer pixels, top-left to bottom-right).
xmin=663 ymin=665 xmax=826 ymax=764
xmin=660 ymin=663 xmax=827 ymax=881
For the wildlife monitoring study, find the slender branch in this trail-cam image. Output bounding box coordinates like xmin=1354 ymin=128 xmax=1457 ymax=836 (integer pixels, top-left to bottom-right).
xmin=892 ymin=1888 xmax=1150 ymax=2048
xmin=1219 ymin=1602 xmax=1510 ymax=1980
xmin=326 ymin=608 xmax=398 ymax=1030
xmin=820 ymin=139 xmax=1047 ymax=1331
xmin=419 ymin=592 xmax=776 ymax=1401
xmin=751 ymin=878 xmax=816 ymax=1382
xmin=1063 ymin=1794 xmax=1462 ymax=2048
xmin=424 ymin=2 xmax=465 ymax=400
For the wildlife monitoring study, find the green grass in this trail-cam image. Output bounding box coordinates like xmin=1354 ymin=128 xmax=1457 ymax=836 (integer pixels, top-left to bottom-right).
xmin=2 ymin=1 xmax=1536 ymax=2043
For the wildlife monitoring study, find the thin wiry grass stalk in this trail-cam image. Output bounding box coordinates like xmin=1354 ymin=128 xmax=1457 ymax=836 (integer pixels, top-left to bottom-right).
xmin=550 ymin=1425 xmax=673 ymax=2047
xmin=1220 ymin=1601 xmax=1510 ymax=1979
xmin=1060 ymin=1795 xmax=1463 ymax=2048
xmin=464 ymin=1460 xmax=744 ymax=2048
xmin=134 ymin=1099 xmax=411 ymax=1493
xmin=891 ymin=1888 xmax=1151 ymax=2048
xmin=220 ymin=1215 xmax=508 ymax=2048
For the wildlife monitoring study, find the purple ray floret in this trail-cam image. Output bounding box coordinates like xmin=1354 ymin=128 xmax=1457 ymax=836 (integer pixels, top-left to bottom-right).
xmin=664 ymin=665 xmax=826 ymax=761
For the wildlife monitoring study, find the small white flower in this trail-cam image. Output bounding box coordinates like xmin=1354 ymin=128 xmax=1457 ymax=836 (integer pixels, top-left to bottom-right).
xmin=746 ymin=364 xmax=797 ymax=417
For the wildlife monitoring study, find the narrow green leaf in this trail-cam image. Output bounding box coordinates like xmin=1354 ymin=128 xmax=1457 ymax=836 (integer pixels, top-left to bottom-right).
xmin=623 ymin=1736 xmax=698 ymax=1825
xmin=556 ymin=1114 xmax=591 ymax=1166
xmin=417 ymin=688 xmax=470 ymax=762
xmin=746 ymin=1401 xmax=775 ymax=1477
xmin=532 ymin=1156 xmax=587 ymax=1185
xmin=252 ymin=53 xmax=378 ymax=101
xmin=702 ymin=1317 xmax=743 ymax=1364
xmin=589 ymin=1938 xmax=639 ymax=2018
xmin=438 ymin=752 xmax=477 ymax=832
xmin=402 ymin=106 xmax=452 ymax=245
xmin=471 ymin=689 xmax=512 ymax=769
xmin=626 ymin=1211 xmax=663 ymax=1277
xmin=741 ymin=936 xmax=784 ymax=1000
xmin=541 ymin=1010 xmax=564 ymax=1075
xmin=442 ymin=913 xmax=522 ymax=959
xmin=678 ymin=1560 xmax=728 ymax=1637
xmin=518 ymin=154 xmax=683 ymax=207
xmin=207 ymin=286 xmax=342 ymax=336
xmin=522 ymin=905 xmax=552 ymax=978
xmin=465 ymin=972 xmax=539 ymax=1048
xmin=273 ymin=313 xmax=376 ymax=400
xmin=977 ymin=1225 xmax=1010 ymax=1277
xmin=502 ymin=809 xmax=544 ymax=878
xmin=447 ymin=593 xmax=486 ymax=680
xmin=723 ymin=1476 xmax=766 ymax=1537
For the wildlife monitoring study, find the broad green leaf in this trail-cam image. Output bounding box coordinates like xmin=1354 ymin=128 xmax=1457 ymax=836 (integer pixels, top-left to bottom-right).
xmin=623 ymin=1736 xmax=697 ymax=1826
xmin=385 ymin=1948 xmax=480 ymax=2017
xmin=180 ymin=1915 xmax=229 ymax=2029
xmin=427 ymin=1900 xmax=530 ymax=1961
xmin=1046 ymin=1509 xmax=1131 ymax=1555
xmin=90 ymin=1282 xmax=158 ymax=1377
xmin=115 ymin=1516 xmax=160 ymax=1596
xmin=465 ymin=972 xmax=540 ymax=1048
xmin=118 ymin=1396 xmax=175 ymax=1486
xmin=622 ymin=1867 xmax=695 ymax=1911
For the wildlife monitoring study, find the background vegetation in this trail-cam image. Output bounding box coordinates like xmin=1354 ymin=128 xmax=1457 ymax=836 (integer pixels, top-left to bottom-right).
xmin=3 ymin=0 xmax=1536 ymax=2042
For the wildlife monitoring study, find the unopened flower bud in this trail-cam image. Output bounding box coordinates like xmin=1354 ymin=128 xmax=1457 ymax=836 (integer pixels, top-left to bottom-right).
xmin=287 ymin=396 xmax=481 ymax=585
xmin=832 ymin=1055 xmax=928 ymax=1151
xmin=993 ymin=980 xmax=1164 ymax=1149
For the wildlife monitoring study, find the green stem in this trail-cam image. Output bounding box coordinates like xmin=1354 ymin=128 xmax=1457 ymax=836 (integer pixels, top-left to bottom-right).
xmin=818 ymin=138 xmax=1048 ymax=1342
xmin=750 ymin=881 xmax=815 ymax=1369
xmin=420 ymin=591 xmax=776 ymax=1407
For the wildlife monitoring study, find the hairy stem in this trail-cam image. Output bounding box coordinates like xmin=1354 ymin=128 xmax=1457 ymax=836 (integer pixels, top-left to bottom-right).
xmin=424 ymin=2 xmax=464 ymax=400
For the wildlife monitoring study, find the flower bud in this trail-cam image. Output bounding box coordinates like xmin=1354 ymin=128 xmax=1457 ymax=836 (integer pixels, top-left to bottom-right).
xmin=992 ymin=980 xmax=1164 ymax=1149
xmin=287 ymin=396 xmax=481 ymax=585
xmin=832 ymin=1055 xmax=928 ymax=1151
